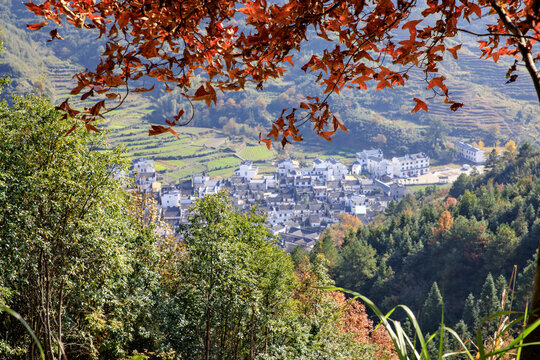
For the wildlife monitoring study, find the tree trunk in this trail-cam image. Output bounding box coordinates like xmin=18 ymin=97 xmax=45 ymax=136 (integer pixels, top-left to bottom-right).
xmin=521 ymin=236 xmax=540 ymax=360
xmin=249 ymin=307 xmax=255 ymax=360
xmin=205 ymin=306 xmax=211 ymax=360
xmin=490 ymin=0 xmax=540 ymax=106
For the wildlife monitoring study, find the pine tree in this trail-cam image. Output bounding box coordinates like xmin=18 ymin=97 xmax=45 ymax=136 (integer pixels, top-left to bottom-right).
xmin=449 ymin=320 xmax=471 ymax=358
xmin=455 ymin=320 xmax=471 ymax=342
xmin=402 ymin=318 xmax=414 ymax=339
xmin=525 ymin=203 xmax=536 ymax=224
xmin=478 ymin=273 xmax=500 ymax=334
xmin=422 ymin=282 xmax=444 ymax=334
xmin=495 ymin=274 xmax=508 ymax=307
xmin=479 ymin=274 xmax=500 ymax=318
xmin=462 ymin=293 xmax=480 ymax=332
xmin=514 ymin=259 xmax=536 ymax=311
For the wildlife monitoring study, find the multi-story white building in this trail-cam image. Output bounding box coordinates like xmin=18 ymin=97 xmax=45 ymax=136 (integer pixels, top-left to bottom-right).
xmin=131 ymin=158 xmax=157 ymax=193
xmin=161 ymin=189 xmax=181 ymax=208
xmin=235 ymin=161 xmax=258 ymax=181
xmin=310 ymin=158 xmax=347 ymax=181
xmin=454 ymin=141 xmax=485 ymax=164
xmin=392 ymin=153 xmax=430 ymax=178
xmin=326 ymin=158 xmax=348 ymax=180
xmin=277 ymin=158 xmax=299 ymax=176
xmin=353 ymin=150 xmax=429 ymax=179
xmin=192 ymin=172 xmax=209 ymax=185
xmin=352 ymin=149 xmax=384 ymax=175
xmin=366 ymin=158 xmax=395 ymax=178
xmin=133 ymin=158 xmax=155 ymax=174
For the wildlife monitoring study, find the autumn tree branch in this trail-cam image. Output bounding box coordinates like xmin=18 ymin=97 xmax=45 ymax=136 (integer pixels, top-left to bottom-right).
xmin=456 ymin=27 xmax=540 ymax=42
xmin=489 ymin=1 xmax=540 ymax=105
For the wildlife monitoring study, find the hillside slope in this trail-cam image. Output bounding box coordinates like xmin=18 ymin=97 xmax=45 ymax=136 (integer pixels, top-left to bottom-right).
xmin=1 ymin=0 xmax=539 ymax=159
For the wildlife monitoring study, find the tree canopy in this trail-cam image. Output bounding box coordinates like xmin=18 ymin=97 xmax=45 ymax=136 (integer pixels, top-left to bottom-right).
xmin=0 ymin=95 xmax=162 ymax=359
xmin=25 ymin=0 xmax=540 ymax=145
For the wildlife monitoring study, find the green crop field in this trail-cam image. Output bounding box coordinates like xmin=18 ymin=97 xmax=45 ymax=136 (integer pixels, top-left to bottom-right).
xmin=240 ymin=145 xmax=275 ymax=161
xmin=208 ymin=168 xmax=237 ymax=178
xmin=206 ymin=156 xmax=242 ymax=171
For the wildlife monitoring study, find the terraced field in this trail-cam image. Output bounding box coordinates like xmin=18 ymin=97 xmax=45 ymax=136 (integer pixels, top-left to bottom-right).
xmin=104 ymin=122 xmax=279 ymax=183
xmin=22 ymin=27 xmax=539 ymax=180
xmin=423 ymin=45 xmax=539 ymax=140
xmin=40 ymin=59 xmax=279 ymax=183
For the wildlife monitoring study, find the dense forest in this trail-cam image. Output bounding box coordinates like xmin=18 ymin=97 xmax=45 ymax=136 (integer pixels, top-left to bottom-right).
xmin=299 ymin=143 xmax=540 ymax=345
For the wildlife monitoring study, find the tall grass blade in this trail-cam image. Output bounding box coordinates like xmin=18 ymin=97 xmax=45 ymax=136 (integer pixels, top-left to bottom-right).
xmin=319 ymin=286 xmax=432 ymax=360
xmin=443 ymin=326 xmax=475 ymax=360
xmin=516 ymin=303 xmax=528 ymax=360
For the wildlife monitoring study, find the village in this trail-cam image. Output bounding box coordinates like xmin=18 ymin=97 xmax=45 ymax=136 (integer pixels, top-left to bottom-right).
xmin=130 ymin=141 xmax=486 ymax=252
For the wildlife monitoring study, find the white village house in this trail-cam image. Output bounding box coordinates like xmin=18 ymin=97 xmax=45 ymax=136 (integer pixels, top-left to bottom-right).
xmin=354 ymin=150 xmax=430 ymax=179
xmin=235 ymin=161 xmax=258 ymax=181
xmin=392 ymin=152 xmax=430 ymax=177
xmin=454 ymin=141 xmax=486 ymax=164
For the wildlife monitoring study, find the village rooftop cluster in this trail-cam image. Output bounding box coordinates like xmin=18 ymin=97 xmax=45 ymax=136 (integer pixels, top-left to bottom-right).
xmin=129 ymin=142 xmax=485 ymax=252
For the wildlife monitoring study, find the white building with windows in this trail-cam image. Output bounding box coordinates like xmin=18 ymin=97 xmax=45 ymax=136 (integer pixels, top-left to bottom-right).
xmin=326 ymin=158 xmax=348 ymax=180
xmin=365 ymin=158 xmax=395 ymax=178
xmin=133 ymin=158 xmax=155 ymax=174
xmin=161 ymin=190 xmax=181 ymax=208
xmin=235 ymin=161 xmax=258 ymax=181
xmin=310 ymin=158 xmax=347 ymax=181
xmin=454 ymin=141 xmax=485 ymax=164
xmin=192 ymin=172 xmax=209 ymax=185
xmin=392 ymin=153 xmax=430 ymax=178
xmin=352 ymin=149 xmax=384 ymax=176
xmin=277 ymin=158 xmax=299 ymax=176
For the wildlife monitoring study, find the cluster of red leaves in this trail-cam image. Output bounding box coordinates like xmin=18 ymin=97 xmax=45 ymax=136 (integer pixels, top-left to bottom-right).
xmin=430 ymin=209 xmax=454 ymax=244
xmin=293 ymin=265 xmax=395 ymax=357
xmin=329 ymin=291 xmax=396 ymax=358
xmin=25 ymin=0 xmax=539 ymax=144
xmin=444 ymin=196 xmax=458 ymax=209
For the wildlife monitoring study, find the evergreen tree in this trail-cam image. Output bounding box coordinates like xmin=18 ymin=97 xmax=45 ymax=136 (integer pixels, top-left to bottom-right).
xmin=458 ymin=190 xmax=478 ymax=218
xmin=478 ymin=273 xmax=500 ymax=334
xmin=333 ymin=239 xmax=377 ymax=291
xmin=462 ymin=293 xmax=479 ymax=332
xmin=449 ymin=320 xmax=472 ymax=359
xmin=402 ymin=318 xmax=413 ymax=340
xmin=495 ymin=274 xmax=509 ymax=307
xmin=310 ymin=234 xmax=339 ymax=266
xmin=514 ymin=259 xmax=536 ymax=312
xmin=486 ymin=224 xmax=519 ymax=267
xmin=454 ymin=320 xmax=471 ymax=342
xmin=290 ymin=245 xmax=310 ymax=269
xmin=526 ymin=203 xmax=536 ymax=224
xmin=449 ymin=174 xmax=471 ymax=198
xmin=421 ymin=282 xmax=444 ymax=334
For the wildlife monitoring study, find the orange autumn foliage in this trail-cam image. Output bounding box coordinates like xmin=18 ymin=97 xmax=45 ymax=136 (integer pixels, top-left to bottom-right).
xmin=437 ymin=210 xmax=455 ymax=234
xmin=330 ymin=291 xmax=395 ymax=358
xmin=24 ymin=0 xmax=540 ymax=144
xmin=429 ymin=209 xmax=454 ymax=245
xmin=293 ymin=260 xmax=394 ymax=357
xmin=323 ymin=213 xmax=362 ymax=248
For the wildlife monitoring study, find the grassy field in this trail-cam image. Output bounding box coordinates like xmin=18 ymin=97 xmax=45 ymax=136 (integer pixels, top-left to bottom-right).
xmin=240 ymin=145 xmax=276 ymax=161
xmin=405 ymin=183 xmax=452 ymax=192
xmin=206 ymin=156 xmax=242 ymax=171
